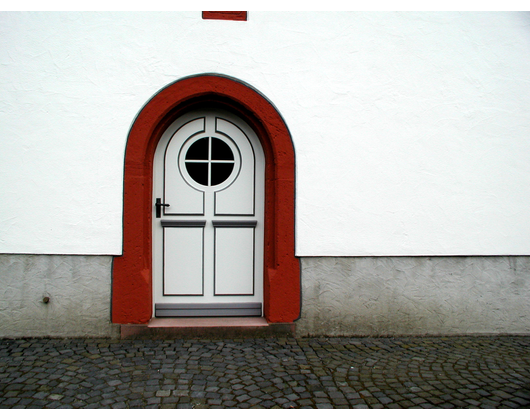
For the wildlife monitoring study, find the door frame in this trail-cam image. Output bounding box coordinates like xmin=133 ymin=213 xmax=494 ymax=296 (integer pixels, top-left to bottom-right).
xmin=112 ymin=74 xmax=300 ymax=324
xmin=153 ymin=109 xmax=265 ymax=314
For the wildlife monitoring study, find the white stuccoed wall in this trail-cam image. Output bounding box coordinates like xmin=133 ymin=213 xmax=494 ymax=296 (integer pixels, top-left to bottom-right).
xmin=1 ymin=12 xmax=530 ymax=256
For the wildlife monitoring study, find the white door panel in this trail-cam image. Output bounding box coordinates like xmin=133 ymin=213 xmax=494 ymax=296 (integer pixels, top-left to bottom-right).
xmin=163 ymin=226 xmax=204 ymax=295
xmin=164 ymin=118 xmax=205 ymax=215
xmin=214 ymin=118 xmax=255 ymax=215
xmin=214 ymin=226 xmax=255 ymax=296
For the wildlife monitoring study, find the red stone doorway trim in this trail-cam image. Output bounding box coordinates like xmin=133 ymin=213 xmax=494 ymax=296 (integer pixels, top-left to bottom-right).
xmin=112 ymin=74 xmax=300 ymax=324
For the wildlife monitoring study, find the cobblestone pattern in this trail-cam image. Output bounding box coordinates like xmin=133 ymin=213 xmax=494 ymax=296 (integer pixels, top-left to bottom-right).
xmin=1 ymin=336 xmax=529 ymax=408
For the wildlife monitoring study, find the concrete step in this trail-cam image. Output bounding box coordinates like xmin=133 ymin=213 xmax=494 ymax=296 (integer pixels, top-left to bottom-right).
xmin=120 ymin=317 xmax=295 ymax=339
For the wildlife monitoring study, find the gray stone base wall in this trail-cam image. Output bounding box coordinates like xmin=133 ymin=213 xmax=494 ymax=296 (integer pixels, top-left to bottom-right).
xmin=2 ymin=254 xmax=529 ymax=338
xmin=296 ymin=256 xmax=530 ymax=336
xmin=0 ymin=254 xmax=119 ymax=338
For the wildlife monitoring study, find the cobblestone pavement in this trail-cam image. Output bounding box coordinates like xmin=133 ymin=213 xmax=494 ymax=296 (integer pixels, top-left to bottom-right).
xmin=0 ymin=336 xmax=529 ymax=409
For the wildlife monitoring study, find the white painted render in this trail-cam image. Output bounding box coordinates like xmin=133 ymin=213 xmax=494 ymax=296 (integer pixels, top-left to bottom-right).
xmin=1 ymin=11 xmax=530 ymax=256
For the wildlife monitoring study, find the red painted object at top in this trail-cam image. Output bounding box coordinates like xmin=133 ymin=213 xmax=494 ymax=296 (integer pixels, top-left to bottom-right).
xmin=202 ymin=11 xmax=247 ymax=21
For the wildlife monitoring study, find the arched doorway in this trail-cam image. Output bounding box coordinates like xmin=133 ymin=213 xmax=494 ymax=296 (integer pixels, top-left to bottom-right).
xmin=112 ymin=74 xmax=299 ymax=325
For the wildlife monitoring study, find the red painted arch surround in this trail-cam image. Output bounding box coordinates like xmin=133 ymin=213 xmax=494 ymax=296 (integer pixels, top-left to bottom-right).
xmin=112 ymin=74 xmax=300 ymax=324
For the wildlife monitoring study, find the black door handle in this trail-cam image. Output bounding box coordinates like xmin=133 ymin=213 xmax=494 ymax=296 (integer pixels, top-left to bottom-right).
xmin=155 ymin=198 xmax=170 ymax=218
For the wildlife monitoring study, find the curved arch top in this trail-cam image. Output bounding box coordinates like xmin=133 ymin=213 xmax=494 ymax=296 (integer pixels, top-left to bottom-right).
xmin=112 ymin=74 xmax=300 ymax=324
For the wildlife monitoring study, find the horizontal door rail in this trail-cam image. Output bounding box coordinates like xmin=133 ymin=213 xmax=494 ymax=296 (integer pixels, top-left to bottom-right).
xmin=212 ymin=220 xmax=257 ymax=227
xmin=161 ymin=220 xmax=207 ymax=227
xmin=155 ymin=302 xmax=262 ymax=317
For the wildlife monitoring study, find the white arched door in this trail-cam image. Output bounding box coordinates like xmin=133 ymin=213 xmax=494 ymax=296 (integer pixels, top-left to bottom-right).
xmin=153 ymin=109 xmax=264 ymax=317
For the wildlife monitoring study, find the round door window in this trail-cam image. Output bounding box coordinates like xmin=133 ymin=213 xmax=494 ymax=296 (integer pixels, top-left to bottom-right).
xmin=180 ymin=136 xmax=240 ymax=189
